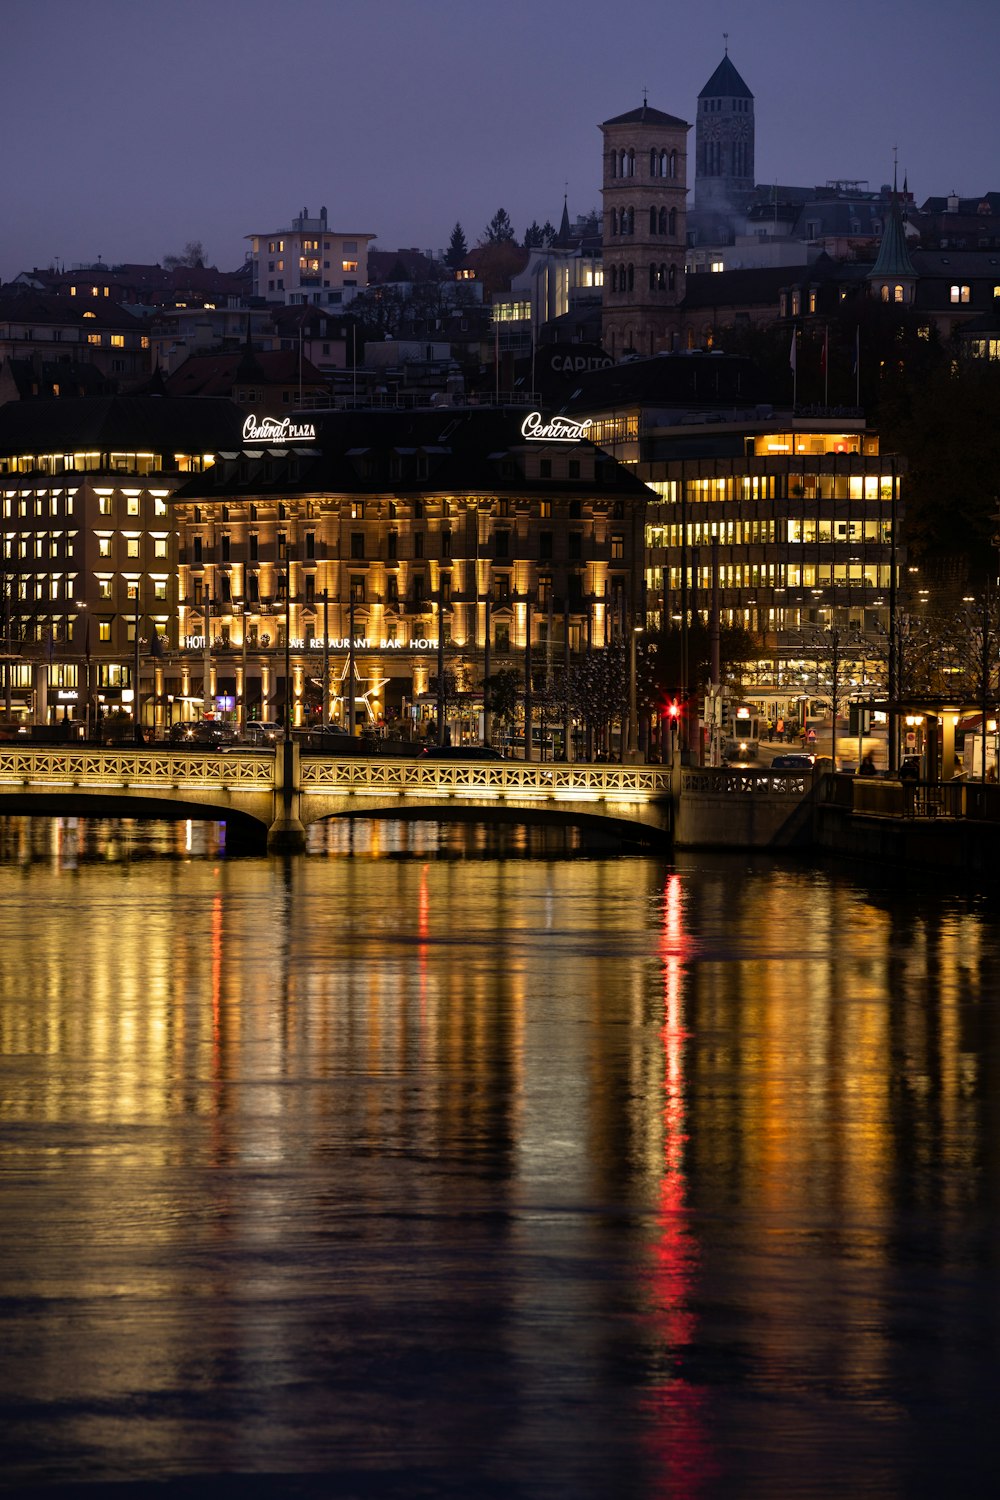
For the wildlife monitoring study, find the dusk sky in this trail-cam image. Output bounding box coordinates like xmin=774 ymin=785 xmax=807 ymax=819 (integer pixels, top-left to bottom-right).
xmin=3 ymin=0 xmax=998 ymax=282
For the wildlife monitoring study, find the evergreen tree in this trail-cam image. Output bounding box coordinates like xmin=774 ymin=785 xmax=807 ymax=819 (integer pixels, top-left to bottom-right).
xmin=445 ymin=222 xmax=468 ymax=270
xmin=483 ymin=208 xmax=516 ymax=244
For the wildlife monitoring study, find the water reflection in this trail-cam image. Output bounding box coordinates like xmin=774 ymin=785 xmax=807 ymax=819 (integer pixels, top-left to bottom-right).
xmin=0 ymin=818 xmax=998 ymax=1496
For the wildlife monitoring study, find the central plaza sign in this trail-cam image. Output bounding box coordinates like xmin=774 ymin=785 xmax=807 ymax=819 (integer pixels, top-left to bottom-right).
xmin=242 ymin=414 xmax=317 ymax=443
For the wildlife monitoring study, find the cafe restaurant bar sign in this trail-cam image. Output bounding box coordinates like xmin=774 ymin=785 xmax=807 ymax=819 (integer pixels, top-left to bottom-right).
xmin=520 ymin=411 xmax=592 ymax=443
xmin=242 ymin=414 xmax=317 ymax=443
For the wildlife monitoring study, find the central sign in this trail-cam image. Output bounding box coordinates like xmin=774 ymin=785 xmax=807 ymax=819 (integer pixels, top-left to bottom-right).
xmin=242 ymin=414 xmax=317 ymax=443
xmin=520 ymin=411 xmax=593 ymax=444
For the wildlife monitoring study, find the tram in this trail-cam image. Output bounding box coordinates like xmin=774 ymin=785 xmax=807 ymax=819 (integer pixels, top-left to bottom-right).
xmin=722 ymin=705 xmax=760 ymax=763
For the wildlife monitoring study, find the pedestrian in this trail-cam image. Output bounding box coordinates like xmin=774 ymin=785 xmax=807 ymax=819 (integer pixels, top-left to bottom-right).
xmin=776 ymin=717 xmax=784 ymax=741
xmin=858 ymin=750 xmax=877 ymax=777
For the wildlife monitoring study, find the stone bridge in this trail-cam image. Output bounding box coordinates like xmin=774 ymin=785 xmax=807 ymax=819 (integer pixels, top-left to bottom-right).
xmin=0 ymin=745 xmax=675 ymax=853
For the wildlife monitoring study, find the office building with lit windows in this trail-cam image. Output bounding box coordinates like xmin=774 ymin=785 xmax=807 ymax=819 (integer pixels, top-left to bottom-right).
xmin=559 ymin=353 xmax=904 ymax=676
xmin=169 ymin=406 xmax=651 ymax=733
xmin=0 ymin=396 xmax=242 ymax=729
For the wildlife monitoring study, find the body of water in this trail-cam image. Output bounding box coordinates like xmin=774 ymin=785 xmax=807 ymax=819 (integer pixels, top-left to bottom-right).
xmin=1 ymin=816 xmax=998 ymax=1498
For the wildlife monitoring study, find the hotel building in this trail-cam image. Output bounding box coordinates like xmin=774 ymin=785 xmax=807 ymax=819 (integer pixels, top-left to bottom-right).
xmin=170 ymin=406 xmax=652 ymax=733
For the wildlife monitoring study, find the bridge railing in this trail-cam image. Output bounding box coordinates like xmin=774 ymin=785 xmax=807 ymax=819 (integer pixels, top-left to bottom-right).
xmin=0 ymin=746 xmax=275 ymax=788
xmin=299 ymin=758 xmax=674 ymax=799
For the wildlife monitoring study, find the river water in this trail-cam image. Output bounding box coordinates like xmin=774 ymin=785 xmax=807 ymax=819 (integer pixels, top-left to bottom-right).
xmin=1 ymin=816 xmax=998 ymax=1499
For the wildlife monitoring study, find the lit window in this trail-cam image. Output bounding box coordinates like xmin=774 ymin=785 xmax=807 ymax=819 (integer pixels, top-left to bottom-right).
xmin=342 ymin=260 xmax=358 ymax=272
xmin=87 ymin=333 xmax=102 ymax=346
xmin=127 ymin=497 xmax=140 ymax=515
xmin=97 ymin=578 xmax=113 ymax=598
xmin=154 ymin=538 xmax=168 ymax=558
xmin=126 ymin=538 xmax=140 ymax=557
xmin=98 ymin=496 xmax=112 ymax=515
xmin=111 ymin=335 xmax=125 ymax=347
xmin=98 ymin=622 xmax=111 ymax=642
xmin=950 ymin=284 xmax=971 ymax=304
xmin=98 ymin=537 xmax=112 ymax=558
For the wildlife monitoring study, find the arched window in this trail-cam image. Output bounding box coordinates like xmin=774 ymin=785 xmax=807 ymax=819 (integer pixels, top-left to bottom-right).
xmin=668 ymin=264 xmax=676 ymax=291
xmin=611 ymin=209 xmax=619 ymax=235
xmin=881 ymin=284 xmax=889 ymax=303
xmin=649 ymin=263 xmax=657 ymax=291
xmin=628 ymin=149 xmax=635 ymax=177
xmin=894 ymin=284 xmax=904 ymax=303
xmin=661 ymin=151 xmax=669 ymax=177
xmin=625 ymin=207 xmax=634 ymax=235
xmin=649 ymin=206 xmax=657 ymax=234
xmin=610 ymin=152 xmax=617 ymax=179
xmin=627 ymin=263 xmax=635 ymax=292
xmin=650 ymin=148 xmax=658 ymax=177
xmin=669 ymin=150 xmax=677 ymax=178
xmin=668 ymin=207 xmax=677 ymax=236
xmin=658 ymin=207 xmax=667 ymax=234
xmin=610 ymin=265 xmax=617 ymax=293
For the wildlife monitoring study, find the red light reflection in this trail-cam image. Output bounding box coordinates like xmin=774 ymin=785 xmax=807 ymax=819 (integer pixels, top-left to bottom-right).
xmin=643 ymin=873 xmax=718 ymax=1497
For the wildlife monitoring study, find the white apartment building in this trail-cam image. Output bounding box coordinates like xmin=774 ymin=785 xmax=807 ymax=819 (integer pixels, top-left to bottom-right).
xmin=246 ymin=206 xmax=375 ymax=308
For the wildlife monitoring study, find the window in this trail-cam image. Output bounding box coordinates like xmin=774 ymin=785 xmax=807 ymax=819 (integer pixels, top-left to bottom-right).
xmin=342 ymin=260 xmax=358 ymax=272
xmin=126 ymin=496 xmax=140 ymax=515
xmin=494 ymin=574 xmax=510 ymax=603
xmin=611 ymin=533 xmax=624 ymax=560
xmin=126 ymin=538 xmax=140 ymax=558
xmin=441 ymin=530 xmax=452 ymax=558
xmin=98 ymin=537 xmax=112 ymax=558
xmin=568 ymin=532 xmax=582 ymax=560
xmin=495 ymin=531 xmax=509 ymax=558
xmin=388 ymin=531 xmax=398 ymax=559
xmin=249 ymin=532 xmax=259 ymax=561
xmin=351 ymin=532 xmax=365 ymax=559
xmin=305 ymin=531 xmax=316 ymax=559
xmin=350 ymin=577 xmax=365 ymax=605
xmin=414 ymin=532 xmax=424 ymax=558
xmin=951 ymin=284 xmax=971 ymax=304
xmin=539 ymin=531 xmax=553 ymax=560
xmin=495 ymin=623 xmax=510 ymax=651
xmin=540 ymin=459 xmax=551 ymax=478
xmin=98 ymin=622 xmax=111 ymax=643
xmin=568 ymin=460 xmax=580 ymax=479
xmin=110 ymin=335 xmax=125 ymax=348
xmin=154 ymin=538 xmax=168 ymax=558
xmin=386 ymin=574 xmax=399 ymax=606
xmin=97 ymin=578 xmax=112 ymax=599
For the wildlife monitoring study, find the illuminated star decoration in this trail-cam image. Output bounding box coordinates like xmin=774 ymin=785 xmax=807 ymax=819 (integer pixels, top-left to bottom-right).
xmin=331 ymin=657 xmax=389 ymax=724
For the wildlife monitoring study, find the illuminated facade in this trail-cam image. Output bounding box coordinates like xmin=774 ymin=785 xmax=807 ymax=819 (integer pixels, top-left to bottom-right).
xmin=170 ymin=407 xmax=651 ymax=731
xmin=560 ymin=354 xmax=904 ymax=650
xmin=0 ymin=397 xmax=241 ymax=727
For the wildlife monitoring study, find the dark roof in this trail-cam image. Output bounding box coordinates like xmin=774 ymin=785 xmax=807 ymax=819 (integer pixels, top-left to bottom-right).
xmin=172 ymin=406 xmax=654 ymax=503
xmin=602 ymin=104 xmax=689 ymax=129
xmin=699 ymin=54 xmax=753 ymax=100
xmin=557 ymin=353 xmax=768 ymax=415
xmin=0 ymin=291 xmax=145 ymax=330
xmin=0 ymin=395 xmax=244 ymax=458
xmin=163 ymin=348 xmax=328 ymax=398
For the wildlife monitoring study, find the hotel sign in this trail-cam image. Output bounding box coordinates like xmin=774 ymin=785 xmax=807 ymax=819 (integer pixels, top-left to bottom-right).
xmin=520 ymin=411 xmax=592 ymax=443
xmin=242 ymin=414 xmax=317 ymax=443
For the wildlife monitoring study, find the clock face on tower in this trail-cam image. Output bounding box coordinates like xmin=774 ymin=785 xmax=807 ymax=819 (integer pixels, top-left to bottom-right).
xmin=733 ymin=118 xmax=750 ymax=141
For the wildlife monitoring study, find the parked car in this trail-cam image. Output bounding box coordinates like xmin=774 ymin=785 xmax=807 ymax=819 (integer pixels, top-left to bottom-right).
xmin=169 ymin=720 xmax=236 ymax=746
xmin=244 ymin=720 xmax=282 ymax=744
xmin=769 ymin=752 xmax=815 ymax=770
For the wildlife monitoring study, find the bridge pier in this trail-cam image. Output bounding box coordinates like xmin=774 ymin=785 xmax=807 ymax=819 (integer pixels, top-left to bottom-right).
xmin=267 ymin=739 xmax=307 ymax=854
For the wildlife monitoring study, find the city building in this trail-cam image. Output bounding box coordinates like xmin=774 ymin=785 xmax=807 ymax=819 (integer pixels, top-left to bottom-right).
xmin=169 ymin=405 xmax=651 ymax=736
xmin=246 ymin=206 xmax=375 ymax=308
xmin=559 ymin=353 xmax=904 ymax=698
xmin=600 ymin=101 xmax=689 ymax=359
xmin=0 ymin=395 xmax=242 ymax=730
xmin=0 ymin=292 xmax=152 ymax=394
xmin=692 ymin=49 xmax=755 ymax=223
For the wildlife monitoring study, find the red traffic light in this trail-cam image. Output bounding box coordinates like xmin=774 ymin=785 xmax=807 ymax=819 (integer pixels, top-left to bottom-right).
xmin=667 ymin=701 xmax=680 ymax=719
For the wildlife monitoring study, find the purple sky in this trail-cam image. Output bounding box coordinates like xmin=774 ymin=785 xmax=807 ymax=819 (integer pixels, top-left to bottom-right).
xmin=2 ymin=0 xmax=997 ymax=281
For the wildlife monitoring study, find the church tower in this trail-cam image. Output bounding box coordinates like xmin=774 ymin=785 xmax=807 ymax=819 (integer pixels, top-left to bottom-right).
xmin=600 ymin=100 xmax=690 ymax=359
xmin=695 ymin=47 xmax=755 ymax=215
